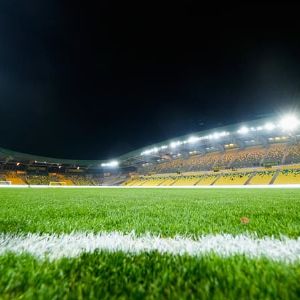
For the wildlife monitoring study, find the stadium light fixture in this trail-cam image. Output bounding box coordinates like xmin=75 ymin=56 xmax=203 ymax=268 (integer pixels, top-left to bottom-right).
xmin=264 ymin=122 xmax=275 ymax=131
xmin=170 ymin=141 xmax=182 ymax=148
xmin=213 ymin=132 xmax=221 ymax=139
xmin=279 ymin=114 xmax=300 ymax=131
xmin=238 ymin=126 xmax=249 ymax=134
xmin=101 ymin=161 xmax=119 ymax=168
xmin=187 ymin=136 xmax=199 ymax=144
xmin=141 ymin=146 xmax=161 ymax=156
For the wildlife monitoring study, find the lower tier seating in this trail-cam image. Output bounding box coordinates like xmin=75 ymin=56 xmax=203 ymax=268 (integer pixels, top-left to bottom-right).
xmin=249 ymin=171 xmax=275 ymax=185
xmin=274 ymin=169 xmax=300 ymax=184
xmin=124 ymin=167 xmax=300 ymax=186
xmin=214 ymin=173 xmax=251 ymax=185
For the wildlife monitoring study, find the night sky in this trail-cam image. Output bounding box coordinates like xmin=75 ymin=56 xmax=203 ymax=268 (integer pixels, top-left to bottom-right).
xmin=0 ymin=2 xmax=300 ymax=160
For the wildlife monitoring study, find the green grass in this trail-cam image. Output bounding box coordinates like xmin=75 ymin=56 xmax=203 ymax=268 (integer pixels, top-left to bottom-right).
xmin=1 ymin=187 xmax=300 ymax=299
xmin=0 ymin=188 xmax=300 ymax=237
xmin=1 ymin=252 xmax=300 ymax=300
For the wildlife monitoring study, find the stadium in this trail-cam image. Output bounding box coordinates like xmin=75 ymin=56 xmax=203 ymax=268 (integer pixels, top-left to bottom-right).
xmin=2 ymin=2 xmax=300 ymax=299
xmin=1 ymin=114 xmax=300 ymax=187
xmin=1 ymin=114 xmax=300 ymax=299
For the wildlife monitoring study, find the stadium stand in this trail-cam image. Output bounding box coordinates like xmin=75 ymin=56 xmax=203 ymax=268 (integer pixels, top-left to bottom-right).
xmin=140 ymin=143 xmax=298 ymax=175
xmin=160 ymin=177 xmax=176 ymax=186
xmin=194 ymin=174 xmax=219 ymax=185
xmin=249 ymin=171 xmax=275 ymax=185
xmin=274 ymin=169 xmax=300 ymax=184
xmin=214 ymin=172 xmax=252 ymax=185
xmin=56 ymin=174 xmax=74 ymax=185
xmin=264 ymin=143 xmax=286 ymax=165
xmin=229 ymin=147 xmax=266 ymax=168
xmin=172 ymin=176 xmax=200 ymax=186
xmin=284 ymin=143 xmax=300 ymax=165
xmin=1 ymin=116 xmax=300 ymax=186
xmin=64 ymin=175 xmax=99 ymax=186
xmin=25 ymin=174 xmax=49 ymax=185
xmin=5 ymin=172 xmax=26 ymax=185
xmin=141 ymin=177 xmax=165 ymax=186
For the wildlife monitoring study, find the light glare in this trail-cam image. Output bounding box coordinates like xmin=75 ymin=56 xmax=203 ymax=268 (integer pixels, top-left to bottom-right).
xmin=279 ymin=115 xmax=300 ymax=131
xmin=238 ymin=126 xmax=249 ymax=134
xmin=101 ymin=161 xmax=119 ymax=168
xmin=264 ymin=122 xmax=275 ymax=131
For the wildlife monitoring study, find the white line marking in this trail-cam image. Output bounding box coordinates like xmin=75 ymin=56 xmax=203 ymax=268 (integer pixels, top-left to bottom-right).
xmin=1 ymin=232 xmax=300 ymax=262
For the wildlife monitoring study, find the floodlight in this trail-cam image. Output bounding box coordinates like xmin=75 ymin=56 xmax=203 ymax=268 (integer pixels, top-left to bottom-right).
xmin=238 ymin=126 xmax=249 ymax=134
xmin=264 ymin=122 xmax=275 ymax=131
xmin=187 ymin=136 xmax=199 ymax=144
xmin=170 ymin=141 xmax=181 ymax=148
xmin=279 ymin=115 xmax=300 ymax=131
xmin=101 ymin=161 xmax=119 ymax=168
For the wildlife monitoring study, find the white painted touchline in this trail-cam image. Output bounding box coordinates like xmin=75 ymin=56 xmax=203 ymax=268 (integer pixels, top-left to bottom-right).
xmin=1 ymin=232 xmax=300 ymax=262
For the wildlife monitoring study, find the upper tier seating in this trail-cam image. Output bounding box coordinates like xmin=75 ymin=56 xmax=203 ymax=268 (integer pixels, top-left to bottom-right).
xmin=264 ymin=143 xmax=286 ymax=165
xmin=140 ymin=143 xmax=300 ymax=174
xmin=284 ymin=144 xmax=300 ymax=165
xmin=230 ymin=147 xmax=266 ymax=168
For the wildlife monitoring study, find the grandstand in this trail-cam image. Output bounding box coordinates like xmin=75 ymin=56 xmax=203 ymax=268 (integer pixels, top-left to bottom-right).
xmin=1 ymin=114 xmax=300 ymax=186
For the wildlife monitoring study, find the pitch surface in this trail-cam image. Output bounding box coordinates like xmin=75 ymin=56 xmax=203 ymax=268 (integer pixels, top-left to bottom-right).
xmin=1 ymin=188 xmax=300 ymax=299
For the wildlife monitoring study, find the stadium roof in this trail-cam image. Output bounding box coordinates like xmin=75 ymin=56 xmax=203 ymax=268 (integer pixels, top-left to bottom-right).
xmin=1 ymin=114 xmax=299 ymax=170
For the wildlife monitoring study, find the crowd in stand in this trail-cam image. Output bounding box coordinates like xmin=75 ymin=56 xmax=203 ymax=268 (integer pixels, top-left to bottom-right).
xmin=141 ymin=143 xmax=300 ymax=174
xmin=65 ymin=175 xmax=102 ymax=186
xmin=264 ymin=144 xmax=286 ymax=165
xmin=284 ymin=144 xmax=300 ymax=165
xmin=25 ymin=175 xmax=50 ymax=185
xmin=230 ymin=147 xmax=266 ymax=168
xmin=22 ymin=174 xmax=101 ymax=185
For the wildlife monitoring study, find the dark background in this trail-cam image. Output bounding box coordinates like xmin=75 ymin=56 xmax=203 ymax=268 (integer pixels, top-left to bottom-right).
xmin=0 ymin=1 xmax=299 ymax=159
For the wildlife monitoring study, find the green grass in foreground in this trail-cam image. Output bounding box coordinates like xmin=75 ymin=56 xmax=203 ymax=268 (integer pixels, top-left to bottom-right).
xmin=0 ymin=188 xmax=300 ymax=237
xmin=1 ymin=188 xmax=300 ymax=299
xmin=1 ymin=252 xmax=300 ymax=300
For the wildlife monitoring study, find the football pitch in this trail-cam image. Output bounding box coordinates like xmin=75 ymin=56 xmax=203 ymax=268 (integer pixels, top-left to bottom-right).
xmin=1 ymin=188 xmax=300 ymax=299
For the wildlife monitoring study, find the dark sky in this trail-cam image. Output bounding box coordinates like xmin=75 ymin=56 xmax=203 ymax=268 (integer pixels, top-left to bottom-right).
xmin=0 ymin=2 xmax=300 ymax=159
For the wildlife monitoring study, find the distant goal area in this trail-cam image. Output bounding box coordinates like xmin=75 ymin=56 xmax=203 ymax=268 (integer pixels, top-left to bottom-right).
xmin=0 ymin=181 xmax=11 ymax=185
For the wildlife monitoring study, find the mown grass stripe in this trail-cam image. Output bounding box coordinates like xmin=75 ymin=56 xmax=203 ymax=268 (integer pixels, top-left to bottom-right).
xmin=1 ymin=232 xmax=300 ymax=262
